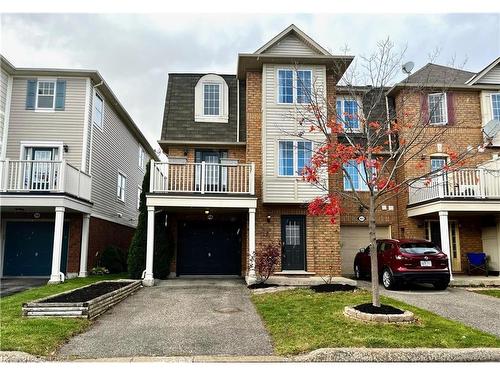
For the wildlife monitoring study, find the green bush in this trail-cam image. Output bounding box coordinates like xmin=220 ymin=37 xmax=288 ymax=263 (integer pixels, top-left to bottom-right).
xmin=100 ymin=246 xmax=127 ymax=274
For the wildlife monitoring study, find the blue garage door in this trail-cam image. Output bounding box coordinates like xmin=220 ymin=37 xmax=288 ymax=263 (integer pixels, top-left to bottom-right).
xmin=3 ymin=221 xmax=69 ymax=276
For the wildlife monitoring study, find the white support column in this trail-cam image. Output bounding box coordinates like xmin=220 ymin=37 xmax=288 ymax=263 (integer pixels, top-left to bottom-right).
xmin=78 ymin=214 xmax=90 ymax=277
xmin=246 ymin=208 xmax=257 ymax=284
xmin=439 ymin=211 xmax=453 ymax=281
xmin=143 ymin=206 xmax=155 ymax=286
xmin=48 ymin=207 xmax=65 ymax=284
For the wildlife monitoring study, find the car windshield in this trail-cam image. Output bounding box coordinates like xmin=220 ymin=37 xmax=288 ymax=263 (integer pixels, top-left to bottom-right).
xmin=400 ymin=243 xmax=440 ymax=254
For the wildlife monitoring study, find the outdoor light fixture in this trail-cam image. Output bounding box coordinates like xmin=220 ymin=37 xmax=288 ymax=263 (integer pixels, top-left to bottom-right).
xmin=358 ymin=205 xmax=364 ymax=213
xmin=266 ymin=215 xmax=271 ymax=223
xmin=63 ymin=144 xmax=69 ymax=153
xmin=205 ymin=210 xmax=210 ymax=215
xmin=183 ymin=148 xmax=189 ymax=156
xmin=420 ymin=154 xmax=426 ymax=160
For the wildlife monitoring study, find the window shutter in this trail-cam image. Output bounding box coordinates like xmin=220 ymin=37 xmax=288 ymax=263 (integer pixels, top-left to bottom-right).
xmin=446 ymin=92 xmax=455 ymax=125
xmin=26 ymin=79 xmax=37 ymax=109
xmin=420 ymin=93 xmax=429 ymax=124
xmin=55 ymin=80 xmax=66 ymax=110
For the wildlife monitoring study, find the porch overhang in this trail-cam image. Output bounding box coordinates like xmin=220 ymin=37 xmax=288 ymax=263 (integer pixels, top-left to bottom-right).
xmin=146 ymin=194 xmax=257 ymax=209
xmin=407 ymin=199 xmax=500 ymax=217
xmin=0 ymin=194 xmax=93 ymax=214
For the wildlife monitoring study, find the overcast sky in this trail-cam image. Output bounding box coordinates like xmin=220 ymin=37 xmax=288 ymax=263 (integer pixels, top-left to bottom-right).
xmin=1 ymin=13 xmax=499 ymax=149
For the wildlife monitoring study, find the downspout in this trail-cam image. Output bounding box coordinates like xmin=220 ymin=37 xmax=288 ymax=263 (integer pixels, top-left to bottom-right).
xmin=385 ymin=95 xmax=393 ymax=156
xmin=236 ymin=79 xmax=240 ymax=142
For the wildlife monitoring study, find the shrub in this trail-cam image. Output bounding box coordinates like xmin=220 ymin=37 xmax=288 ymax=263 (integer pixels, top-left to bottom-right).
xmin=90 ymin=266 xmax=109 ymax=276
xmin=255 ymin=242 xmax=281 ymax=283
xmin=100 ymin=245 xmax=127 ymax=274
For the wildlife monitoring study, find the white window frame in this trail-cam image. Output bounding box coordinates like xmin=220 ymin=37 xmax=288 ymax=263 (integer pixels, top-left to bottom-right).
xmin=491 ymin=93 xmax=500 ymax=121
xmin=276 ymin=68 xmax=313 ymax=105
xmin=138 ymin=146 xmax=145 ymax=171
xmin=194 ymin=74 xmax=229 ymax=123
xmin=19 ymin=141 xmax=64 ymax=160
xmin=428 ymin=92 xmax=448 ymax=125
xmin=336 ymin=96 xmax=363 ymax=132
xmin=93 ymin=90 xmax=105 ymax=131
xmin=137 ymin=185 xmax=142 ymax=210
xmin=277 ymin=140 xmax=313 ymax=177
xmin=117 ymin=171 xmax=127 ymax=202
xmin=35 ymin=79 xmax=57 ymax=111
xmin=343 ymin=160 xmax=371 ymax=192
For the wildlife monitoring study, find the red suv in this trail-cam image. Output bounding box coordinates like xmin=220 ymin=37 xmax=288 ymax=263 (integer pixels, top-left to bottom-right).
xmin=353 ymin=239 xmax=450 ymax=290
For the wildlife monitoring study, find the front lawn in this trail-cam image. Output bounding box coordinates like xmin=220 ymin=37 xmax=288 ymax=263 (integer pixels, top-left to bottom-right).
xmin=251 ymin=288 xmax=500 ymax=355
xmin=0 ymin=274 xmax=127 ymax=356
xmin=472 ymin=289 xmax=500 ymax=298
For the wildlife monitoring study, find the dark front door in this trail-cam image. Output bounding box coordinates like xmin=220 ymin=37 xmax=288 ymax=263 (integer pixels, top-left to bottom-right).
xmin=3 ymin=221 xmax=69 ymax=276
xmin=177 ymin=220 xmax=241 ymax=275
xmin=281 ymin=215 xmax=306 ymax=271
xmin=195 ymin=150 xmax=228 ymax=192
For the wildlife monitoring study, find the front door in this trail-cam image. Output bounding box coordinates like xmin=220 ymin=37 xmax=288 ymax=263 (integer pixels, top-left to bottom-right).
xmin=281 ymin=215 xmax=306 ymax=271
xmin=28 ymin=148 xmax=55 ymax=190
xmin=427 ymin=220 xmax=461 ymax=271
xmin=195 ymin=150 xmax=228 ymax=192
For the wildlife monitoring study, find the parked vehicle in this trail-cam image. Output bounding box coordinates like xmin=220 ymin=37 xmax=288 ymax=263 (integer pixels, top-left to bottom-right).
xmin=353 ymin=239 xmax=450 ymax=290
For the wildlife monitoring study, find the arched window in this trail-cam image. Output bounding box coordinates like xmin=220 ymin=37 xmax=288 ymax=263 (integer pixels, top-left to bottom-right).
xmin=194 ymin=74 xmax=229 ymax=123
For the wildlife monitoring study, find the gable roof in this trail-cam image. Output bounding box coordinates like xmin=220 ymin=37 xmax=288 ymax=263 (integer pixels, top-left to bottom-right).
xmin=254 ymin=24 xmax=331 ymax=56
xmin=403 ymin=63 xmax=475 ymax=85
xmin=465 ymin=56 xmax=500 ymax=85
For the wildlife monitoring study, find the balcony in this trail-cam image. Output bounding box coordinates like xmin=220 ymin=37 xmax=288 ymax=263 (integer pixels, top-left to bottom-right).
xmin=150 ymin=160 xmax=255 ymax=195
xmin=0 ymin=159 xmax=92 ymax=201
xmin=407 ymin=167 xmax=500 ymax=216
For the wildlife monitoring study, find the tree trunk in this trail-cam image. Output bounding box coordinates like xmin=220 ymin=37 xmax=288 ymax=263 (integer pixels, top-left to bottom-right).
xmin=369 ymin=194 xmax=380 ymax=307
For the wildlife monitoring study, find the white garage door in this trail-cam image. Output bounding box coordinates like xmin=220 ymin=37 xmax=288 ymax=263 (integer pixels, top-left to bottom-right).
xmin=340 ymin=225 xmax=391 ymax=276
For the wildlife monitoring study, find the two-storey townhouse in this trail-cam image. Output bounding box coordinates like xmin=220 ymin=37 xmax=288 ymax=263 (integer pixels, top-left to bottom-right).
xmin=0 ymin=56 xmax=158 ymax=283
xmin=387 ymin=59 xmax=500 ymax=276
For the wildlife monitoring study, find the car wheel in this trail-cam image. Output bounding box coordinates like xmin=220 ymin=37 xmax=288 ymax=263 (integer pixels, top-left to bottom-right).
xmin=433 ymin=282 xmax=448 ymax=290
xmin=382 ymin=268 xmax=397 ymax=290
xmin=354 ymin=264 xmax=362 ymax=280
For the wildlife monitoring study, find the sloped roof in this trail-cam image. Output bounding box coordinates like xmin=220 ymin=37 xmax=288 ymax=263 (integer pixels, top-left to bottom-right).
xmin=403 ymin=63 xmax=475 ymax=85
xmin=466 ymin=56 xmax=500 ymax=85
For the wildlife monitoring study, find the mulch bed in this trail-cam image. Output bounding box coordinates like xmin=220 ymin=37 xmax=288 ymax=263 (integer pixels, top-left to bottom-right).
xmin=248 ymin=283 xmax=279 ymax=290
xmin=310 ymin=284 xmax=358 ymax=293
xmin=42 ymin=281 xmax=132 ymax=303
xmin=354 ymin=303 xmax=404 ymax=315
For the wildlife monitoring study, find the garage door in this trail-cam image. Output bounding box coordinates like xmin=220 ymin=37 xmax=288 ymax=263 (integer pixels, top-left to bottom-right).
xmin=177 ymin=221 xmax=242 ymax=275
xmin=340 ymin=225 xmax=391 ymax=276
xmin=3 ymin=221 xmax=69 ymax=277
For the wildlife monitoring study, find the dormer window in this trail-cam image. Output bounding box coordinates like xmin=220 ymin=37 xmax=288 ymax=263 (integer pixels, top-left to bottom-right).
xmin=195 ymin=74 xmax=228 ymax=123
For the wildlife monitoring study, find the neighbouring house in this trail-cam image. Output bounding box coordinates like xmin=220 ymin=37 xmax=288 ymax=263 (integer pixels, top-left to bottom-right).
xmin=140 ymin=24 xmax=500 ymax=285
xmin=0 ymin=55 xmax=157 ymax=283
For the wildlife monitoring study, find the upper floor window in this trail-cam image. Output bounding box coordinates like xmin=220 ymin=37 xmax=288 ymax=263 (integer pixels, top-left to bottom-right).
xmin=277 ymin=69 xmax=312 ymax=104
xmin=430 ymin=156 xmax=447 ymax=172
xmin=138 ymin=146 xmax=145 ymax=170
xmin=428 ymin=93 xmax=448 ymax=125
xmin=36 ymin=80 xmax=56 ymax=109
xmin=93 ymin=91 xmax=104 ymax=130
xmin=336 ymin=98 xmax=360 ymax=131
xmin=194 ymin=74 xmax=228 ymax=123
xmin=343 ymin=160 xmax=369 ymax=191
xmin=278 ymin=140 xmax=312 ymax=176
xmin=492 ymin=93 xmax=500 ymax=121
xmin=117 ymin=171 xmax=126 ymax=202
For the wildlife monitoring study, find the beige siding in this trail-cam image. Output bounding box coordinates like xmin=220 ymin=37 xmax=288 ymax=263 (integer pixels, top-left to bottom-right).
xmin=264 ymin=34 xmax=319 ymax=56
xmin=0 ymin=67 xmax=10 ymax=156
xmin=477 ymin=64 xmax=500 ymax=84
xmin=5 ymin=77 xmax=87 ymax=167
xmin=89 ymin=89 xmax=150 ymax=227
xmin=262 ymin=63 xmax=327 ymax=203
xmin=480 ymin=90 xmax=500 ymax=146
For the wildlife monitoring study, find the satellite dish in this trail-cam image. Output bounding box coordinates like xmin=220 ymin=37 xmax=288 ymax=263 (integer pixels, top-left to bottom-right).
xmin=483 ymin=119 xmax=500 ymax=139
xmin=402 ymin=61 xmax=415 ymax=75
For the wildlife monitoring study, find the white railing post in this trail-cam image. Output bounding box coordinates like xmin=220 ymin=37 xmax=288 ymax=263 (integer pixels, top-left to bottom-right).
xmin=164 ymin=157 xmax=169 ymax=192
xmin=479 ymin=168 xmax=486 ymax=198
xmin=149 ymin=160 xmax=155 ymax=193
xmin=201 ymin=161 xmax=206 ymax=194
xmin=437 ymin=172 xmax=445 ymax=198
xmin=1 ymin=159 xmax=8 ymax=192
xmin=249 ymin=162 xmax=255 ymax=195
xmin=59 ymin=160 xmax=66 ymax=193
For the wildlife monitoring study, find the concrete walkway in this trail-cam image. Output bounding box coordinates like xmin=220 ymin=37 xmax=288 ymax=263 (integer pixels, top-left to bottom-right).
xmin=57 ymin=278 xmax=273 ymax=359
xmin=358 ymin=281 xmax=500 ymax=337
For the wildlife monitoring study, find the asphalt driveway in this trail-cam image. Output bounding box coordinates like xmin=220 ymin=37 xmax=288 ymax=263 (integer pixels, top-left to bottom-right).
xmin=0 ymin=278 xmax=47 ymax=297
xmin=58 ymin=278 xmax=273 ymax=358
xmin=358 ymin=281 xmax=500 ymax=337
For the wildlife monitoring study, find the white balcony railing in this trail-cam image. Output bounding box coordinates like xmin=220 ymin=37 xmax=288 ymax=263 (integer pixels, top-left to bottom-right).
xmin=0 ymin=159 xmax=92 ymax=201
xmin=408 ymin=168 xmax=500 ymax=205
xmin=150 ymin=160 xmax=255 ymax=195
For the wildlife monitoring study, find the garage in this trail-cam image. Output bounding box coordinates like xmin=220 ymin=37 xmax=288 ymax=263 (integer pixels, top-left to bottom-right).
xmin=177 ymin=220 xmax=242 ymax=276
xmin=340 ymin=225 xmax=391 ymax=276
xmin=3 ymin=221 xmax=69 ymax=277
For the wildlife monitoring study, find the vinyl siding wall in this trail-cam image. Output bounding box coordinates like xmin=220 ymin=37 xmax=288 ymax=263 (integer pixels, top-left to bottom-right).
xmin=480 ymin=90 xmax=500 ymax=146
xmin=5 ymin=76 xmax=87 ymax=167
xmin=262 ymin=63 xmax=327 ymax=203
xmin=263 ymin=34 xmax=319 ymax=56
xmin=0 ymin=67 xmax=10 ymax=156
xmin=476 ymin=64 xmax=500 ymax=84
xmin=89 ymin=88 xmax=149 ymax=228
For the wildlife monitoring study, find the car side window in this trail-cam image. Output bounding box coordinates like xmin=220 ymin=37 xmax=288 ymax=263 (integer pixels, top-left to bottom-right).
xmin=377 ymin=242 xmax=384 ymax=252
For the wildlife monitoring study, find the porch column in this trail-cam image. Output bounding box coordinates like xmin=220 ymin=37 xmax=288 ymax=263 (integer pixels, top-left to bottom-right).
xmin=439 ymin=211 xmax=453 ymax=280
xmin=143 ymin=206 xmax=155 ymax=286
xmin=78 ymin=213 xmax=90 ymax=277
xmin=246 ymin=208 xmax=257 ymax=284
xmin=48 ymin=206 xmax=65 ymax=284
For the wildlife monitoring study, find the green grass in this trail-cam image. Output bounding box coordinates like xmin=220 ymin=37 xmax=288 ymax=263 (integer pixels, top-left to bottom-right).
xmin=0 ymin=274 xmax=127 ymax=357
xmin=472 ymin=289 xmax=500 ymax=298
xmin=251 ymin=288 xmax=500 ymax=355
